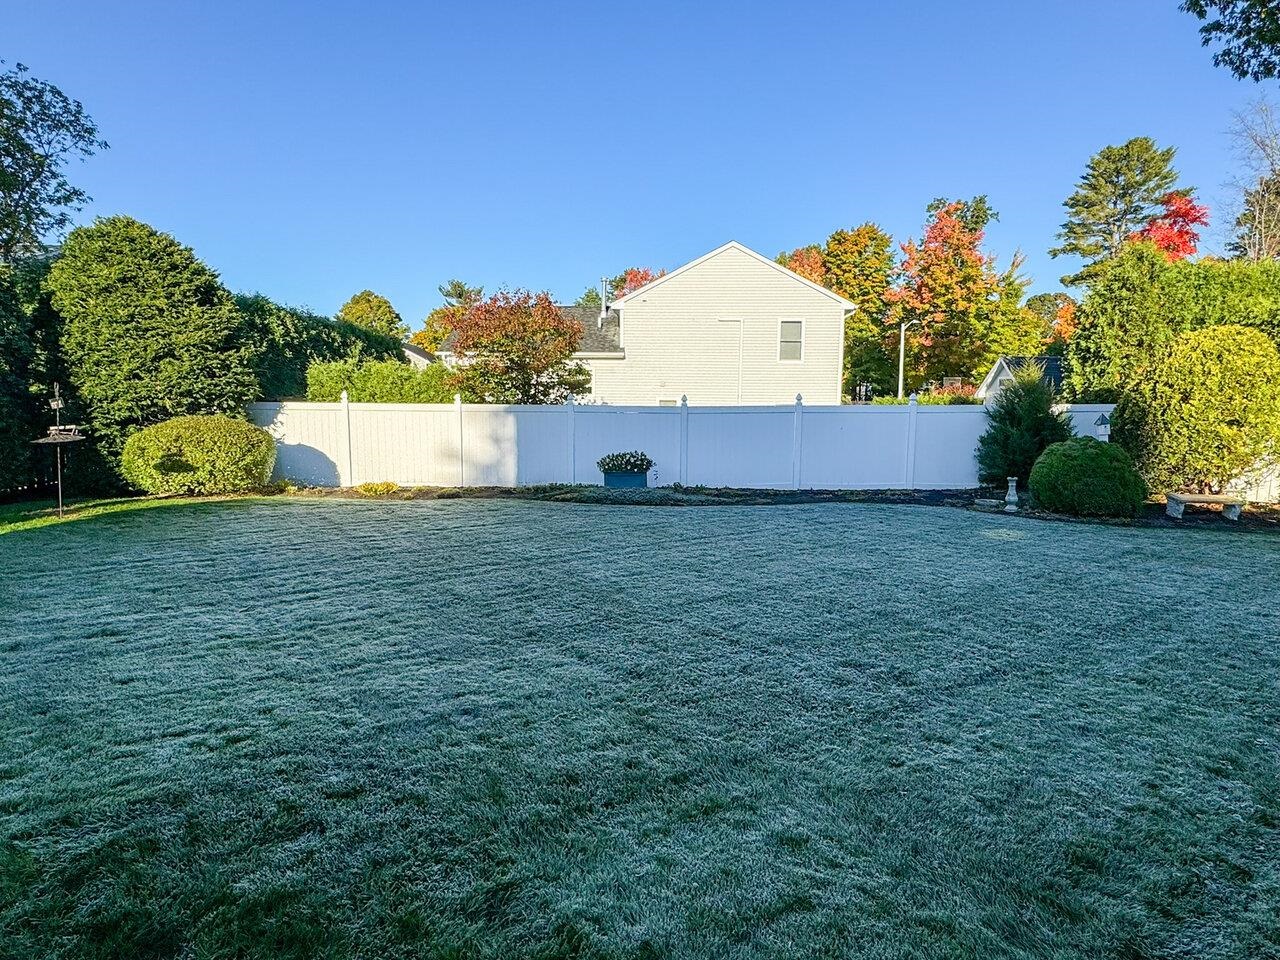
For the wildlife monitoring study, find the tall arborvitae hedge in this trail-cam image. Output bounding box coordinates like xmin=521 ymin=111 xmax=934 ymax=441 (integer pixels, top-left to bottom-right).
xmin=47 ymin=216 xmax=259 ymax=482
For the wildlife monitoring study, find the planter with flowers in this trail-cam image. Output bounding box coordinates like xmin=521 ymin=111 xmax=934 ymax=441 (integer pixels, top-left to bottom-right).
xmin=597 ymin=451 xmax=653 ymax=488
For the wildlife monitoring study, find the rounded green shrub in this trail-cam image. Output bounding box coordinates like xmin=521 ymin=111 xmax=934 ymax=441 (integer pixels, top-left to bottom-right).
xmin=1029 ymin=437 xmax=1147 ymax=518
xmin=121 ymin=415 xmax=275 ymax=495
xmin=1111 ymin=324 xmax=1280 ymax=493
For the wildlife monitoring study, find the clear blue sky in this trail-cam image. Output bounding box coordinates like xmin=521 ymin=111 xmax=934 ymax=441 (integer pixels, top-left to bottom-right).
xmin=6 ymin=0 xmax=1264 ymax=324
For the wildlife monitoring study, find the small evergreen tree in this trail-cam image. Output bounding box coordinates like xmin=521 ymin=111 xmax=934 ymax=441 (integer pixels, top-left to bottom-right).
xmin=976 ymin=363 xmax=1074 ymax=486
xmin=46 ymin=216 xmax=259 ymax=479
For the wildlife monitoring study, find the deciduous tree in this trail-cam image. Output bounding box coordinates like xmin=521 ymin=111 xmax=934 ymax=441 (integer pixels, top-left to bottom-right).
xmin=450 ymin=290 xmax=589 ymax=403
xmin=412 ymin=279 xmax=483 ymax=353
xmin=0 ymin=62 xmax=106 ymax=264
xmin=612 ymin=267 xmax=663 ymax=298
xmin=887 ymin=201 xmax=1036 ymax=388
xmin=822 ymin=224 xmax=897 ymax=396
xmin=1227 ymin=99 xmax=1280 ymax=260
xmin=1182 ymin=1 xmax=1280 ymax=81
xmin=337 ymin=289 xmax=406 ymax=339
xmin=1050 ymin=138 xmax=1185 ymax=284
xmin=1130 ymin=193 xmax=1209 ymax=260
xmin=776 ymin=245 xmax=826 ymax=284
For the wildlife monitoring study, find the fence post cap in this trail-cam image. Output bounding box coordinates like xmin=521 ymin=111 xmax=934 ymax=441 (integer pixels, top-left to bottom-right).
xmin=908 ymin=392 xmax=918 ymax=405
xmin=680 ymin=394 xmax=688 ymax=406
xmin=567 ymin=393 xmax=575 ymax=406
xmin=340 ymin=389 xmax=348 ymax=403
xmin=795 ymin=394 xmax=803 ymax=405
xmin=453 ymin=392 xmax=462 ymax=404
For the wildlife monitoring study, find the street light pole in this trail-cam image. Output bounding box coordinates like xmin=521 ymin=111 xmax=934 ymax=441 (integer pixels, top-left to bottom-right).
xmin=897 ymin=320 xmax=919 ymax=399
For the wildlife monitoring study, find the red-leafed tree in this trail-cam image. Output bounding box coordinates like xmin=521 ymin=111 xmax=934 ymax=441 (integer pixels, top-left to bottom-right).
xmin=776 ymin=245 xmax=826 ymax=284
xmin=611 ymin=267 xmax=664 ymax=298
xmin=450 ymin=290 xmax=590 ymax=403
xmin=1130 ymin=192 xmax=1210 ymax=260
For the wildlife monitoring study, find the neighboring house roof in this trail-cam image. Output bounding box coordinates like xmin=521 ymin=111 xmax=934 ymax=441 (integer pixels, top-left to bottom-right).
xmin=976 ymin=355 xmax=1063 ymax=398
xmin=437 ymin=305 xmax=622 ymax=358
xmin=609 ymin=240 xmax=859 ymax=311
xmin=401 ymin=342 xmax=437 ymax=367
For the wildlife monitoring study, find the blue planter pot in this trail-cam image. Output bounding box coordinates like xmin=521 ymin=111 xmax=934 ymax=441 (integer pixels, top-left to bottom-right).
xmin=603 ymin=471 xmax=648 ymax=489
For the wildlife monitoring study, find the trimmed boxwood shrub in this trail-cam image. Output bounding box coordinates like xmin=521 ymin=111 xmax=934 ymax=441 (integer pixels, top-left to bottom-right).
xmin=1029 ymin=437 xmax=1147 ymax=518
xmin=121 ymin=415 xmax=275 ymax=495
xmin=1112 ymin=324 xmax=1280 ymax=493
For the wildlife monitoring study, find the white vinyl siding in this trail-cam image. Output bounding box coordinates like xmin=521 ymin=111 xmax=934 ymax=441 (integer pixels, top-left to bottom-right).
xmin=584 ymin=245 xmax=845 ymax=405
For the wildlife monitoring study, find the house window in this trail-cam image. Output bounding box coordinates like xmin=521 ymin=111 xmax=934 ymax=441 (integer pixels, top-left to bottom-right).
xmin=779 ymin=320 xmax=803 ymax=361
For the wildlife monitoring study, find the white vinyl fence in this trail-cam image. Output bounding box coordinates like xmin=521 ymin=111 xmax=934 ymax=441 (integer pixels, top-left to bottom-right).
xmin=249 ymin=397 xmax=1117 ymax=491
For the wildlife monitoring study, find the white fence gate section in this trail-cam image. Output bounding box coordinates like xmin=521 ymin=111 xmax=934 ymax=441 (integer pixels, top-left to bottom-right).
xmin=248 ymin=398 xmax=1117 ymax=491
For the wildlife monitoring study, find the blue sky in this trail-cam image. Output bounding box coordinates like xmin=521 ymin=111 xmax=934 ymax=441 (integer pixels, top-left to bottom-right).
xmin=7 ymin=0 xmax=1264 ymax=324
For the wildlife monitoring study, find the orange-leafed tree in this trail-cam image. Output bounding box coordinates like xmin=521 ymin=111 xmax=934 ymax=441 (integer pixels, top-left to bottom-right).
xmin=611 ymin=267 xmax=664 ymax=298
xmin=887 ymin=200 xmax=1037 ymax=388
xmin=450 ymin=290 xmax=589 ymax=403
xmin=1130 ymin=192 xmax=1210 ymax=261
xmin=776 ymin=245 xmax=826 ymax=284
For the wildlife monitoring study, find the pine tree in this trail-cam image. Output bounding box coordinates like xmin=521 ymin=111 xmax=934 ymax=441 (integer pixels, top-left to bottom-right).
xmin=1050 ymin=138 xmax=1185 ymax=284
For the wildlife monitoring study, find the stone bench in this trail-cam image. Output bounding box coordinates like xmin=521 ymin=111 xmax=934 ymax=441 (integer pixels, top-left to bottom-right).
xmin=1165 ymin=492 xmax=1244 ymax=521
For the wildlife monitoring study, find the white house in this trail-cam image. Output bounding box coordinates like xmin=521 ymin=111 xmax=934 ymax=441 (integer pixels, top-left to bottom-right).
xmin=579 ymin=241 xmax=854 ymax=405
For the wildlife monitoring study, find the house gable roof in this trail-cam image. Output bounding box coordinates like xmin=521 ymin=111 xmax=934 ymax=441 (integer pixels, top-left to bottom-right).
xmin=608 ymin=241 xmax=858 ymax=310
xmin=977 ymin=355 xmax=1064 ymax=396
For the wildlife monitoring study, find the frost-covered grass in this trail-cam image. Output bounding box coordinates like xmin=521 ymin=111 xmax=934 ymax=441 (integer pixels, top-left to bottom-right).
xmin=0 ymin=494 xmax=263 ymax=535
xmin=2 ymin=499 xmax=1278 ymax=959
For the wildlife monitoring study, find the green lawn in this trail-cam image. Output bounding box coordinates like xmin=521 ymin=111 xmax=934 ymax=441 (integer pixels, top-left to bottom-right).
xmin=1 ymin=499 xmax=1278 ymax=959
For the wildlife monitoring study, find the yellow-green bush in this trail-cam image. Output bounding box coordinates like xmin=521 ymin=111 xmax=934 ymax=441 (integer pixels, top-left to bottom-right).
xmin=121 ymin=415 xmax=275 ymax=495
xmin=1112 ymin=325 xmax=1280 ymax=492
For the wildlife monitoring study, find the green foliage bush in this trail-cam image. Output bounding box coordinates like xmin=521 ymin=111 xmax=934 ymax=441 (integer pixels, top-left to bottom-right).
xmin=597 ymin=451 xmax=653 ymax=474
xmin=47 ymin=217 xmax=259 ymax=482
xmin=871 ymin=390 xmax=982 ymax=406
xmin=1029 ymin=437 xmax=1147 ymax=517
xmin=976 ymin=364 xmax=1073 ymax=485
xmin=0 ymin=271 xmax=33 ymax=493
xmin=1112 ymin=324 xmax=1280 ymax=493
xmin=121 ymin=415 xmax=276 ymax=495
xmin=306 ymin=359 xmax=454 ymax=403
xmin=236 ymin=294 xmax=403 ymax=400
xmin=1065 ymin=244 xmax=1280 ymax=400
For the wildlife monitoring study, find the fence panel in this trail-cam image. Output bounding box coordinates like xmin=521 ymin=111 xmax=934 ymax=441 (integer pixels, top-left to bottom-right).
xmin=687 ymin=407 xmax=794 ymax=488
xmin=800 ymin=406 xmax=909 ymax=489
xmin=250 ymin=399 xmax=1121 ymax=493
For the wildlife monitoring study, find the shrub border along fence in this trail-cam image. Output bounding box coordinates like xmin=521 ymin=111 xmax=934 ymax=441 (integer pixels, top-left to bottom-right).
xmin=250 ymin=394 xmax=1117 ymax=492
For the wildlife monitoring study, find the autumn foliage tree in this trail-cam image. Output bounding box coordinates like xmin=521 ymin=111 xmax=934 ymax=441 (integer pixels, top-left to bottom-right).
xmin=776 ymin=245 xmax=826 ymax=284
xmin=412 ymin=279 xmax=482 ymax=352
xmin=450 ymin=290 xmax=589 ymax=403
xmin=1129 ymin=192 xmax=1209 ymax=260
xmin=611 ymin=267 xmax=664 ymax=298
xmin=887 ymin=201 xmax=1039 ymax=388
xmin=337 ymin=290 xmax=406 ymax=339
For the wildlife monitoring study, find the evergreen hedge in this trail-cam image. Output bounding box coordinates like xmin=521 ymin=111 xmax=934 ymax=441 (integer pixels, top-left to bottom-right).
xmin=121 ymin=415 xmax=275 ymax=495
xmin=1065 ymin=244 xmax=1280 ymax=400
xmin=1112 ymin=325 xmax=1280 ymax=493
xmin=0 ymin=271 xmax=33 ymax=494
xmin=236 ymin=294 xmax=403 ymax=400
xmin=1029 ymin=437 xmax=1147 ymax=517
xmin=47 ymin=217 xmax=259 ymax=484
xmin=306 ymin=359 xmax=454 ymax=403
